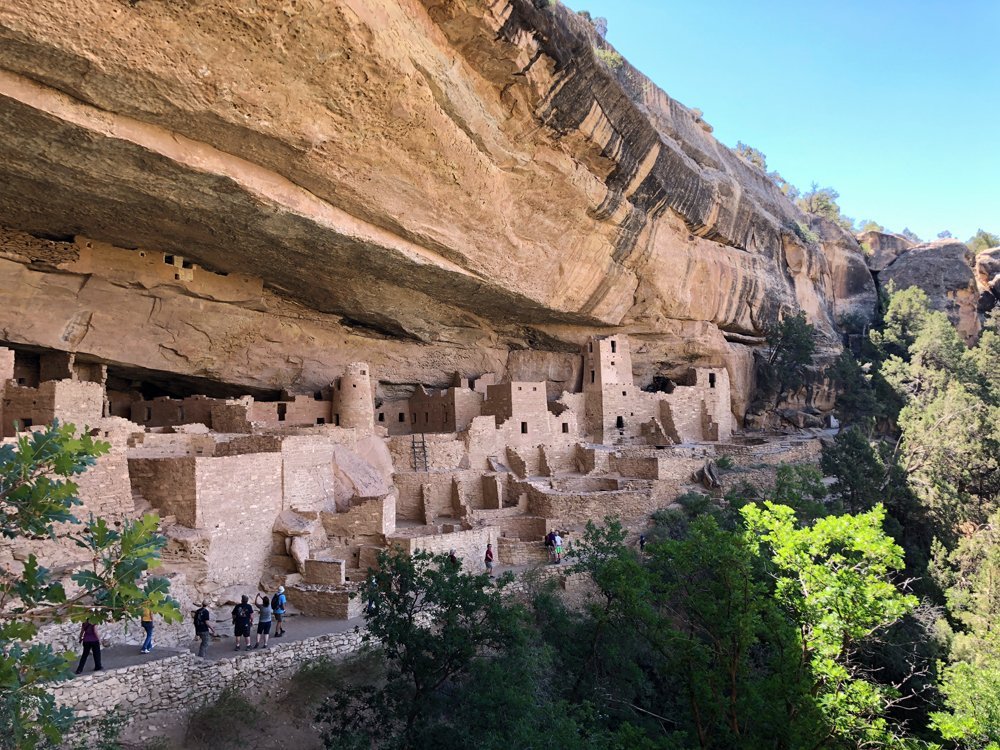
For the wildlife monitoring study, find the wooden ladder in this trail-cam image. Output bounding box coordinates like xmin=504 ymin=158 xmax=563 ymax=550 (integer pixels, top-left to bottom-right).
xmin=411 ymin=433 xmax=428 ymax=472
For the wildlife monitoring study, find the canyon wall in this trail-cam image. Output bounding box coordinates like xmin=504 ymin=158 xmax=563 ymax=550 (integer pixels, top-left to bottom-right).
xmin=0 ymin=0 xmax=877 ymax=418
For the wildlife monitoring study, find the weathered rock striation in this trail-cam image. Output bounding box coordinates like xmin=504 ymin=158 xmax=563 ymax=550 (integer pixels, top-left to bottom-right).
xmin=0 ymin=0 xmax=877 ymax=419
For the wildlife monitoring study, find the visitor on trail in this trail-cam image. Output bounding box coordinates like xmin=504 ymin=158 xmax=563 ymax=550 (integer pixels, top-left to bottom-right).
xmin=252 ymin=593 xmax=272 ymax=649
xmin=271 ymin=586 xmax=287 ymax=637
xmin=639 ymin=534 xmax=646 ymax=554
xmin=545 ymin=530 xmax=555 ymax=562
xmin=232 ymin=594 xmax=254 ymax=651
xmin=193 ymin=601 xmax=215 ymax=658
xmin=140 ymin=603 xmax=154 ymax=654
xmin=554 ymin=531 xmax=563 ymax=564
xmin=448 ymin=548 xmax=459 ymax=568
xmin=75 ymin=620 xmax=103 ymax=674
xmin=484 ymin=543 xmax=495 ymax=577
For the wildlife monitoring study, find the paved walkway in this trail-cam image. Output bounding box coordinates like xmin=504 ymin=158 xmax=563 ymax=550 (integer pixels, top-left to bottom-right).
xmin=74 ymin=614 xmax=367 ymax=673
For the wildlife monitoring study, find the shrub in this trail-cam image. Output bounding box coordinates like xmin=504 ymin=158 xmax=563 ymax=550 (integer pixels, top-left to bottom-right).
xmin=594 ymin=48 xmax=623 ymax=69
xmin=715 ymin=455 xmax=734 ymax=470
xmin=184 ymin=686 xmax=261 ymax=749
xmin=794 ymin=220 xmax=820 ymax=244
xmin=282 ymin=654 xmax=384 ymax=717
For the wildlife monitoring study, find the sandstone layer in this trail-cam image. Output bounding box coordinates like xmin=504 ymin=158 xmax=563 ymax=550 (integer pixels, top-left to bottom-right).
xmin=0 ymin=0 xmax=875 ymax=418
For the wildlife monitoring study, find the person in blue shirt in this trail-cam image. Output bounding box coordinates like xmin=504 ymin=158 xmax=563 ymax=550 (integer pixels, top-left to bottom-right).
xmin=272 ymin=586 xmax=287 ymax=638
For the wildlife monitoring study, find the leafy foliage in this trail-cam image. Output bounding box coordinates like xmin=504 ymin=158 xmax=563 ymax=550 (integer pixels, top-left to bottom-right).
xmin=967 ymin=228 xmax=1000 ymax=253
xmin=796 ymin=182 xmax=855 ymax=231
xmin=0 ymin=423 xmax=179 ymax=749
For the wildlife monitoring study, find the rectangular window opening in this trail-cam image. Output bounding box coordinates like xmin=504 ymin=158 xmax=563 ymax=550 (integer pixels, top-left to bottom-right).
xmin=709 ymin=372 xmax=717 ymax=388
xmin=335 ymin=413 xmax=341 ymax=426
xmin=590 ymin=370 xmax=595 ymax=384
xmin=316 ymin=417 xmax=325 ymax=425
xmin=616 ymin=416 xmax=624 ymax=429
xmin=399 ymin=412 xmax=406 ymax=423
xmin=163 ymin=254 xmax=175 ymax=265
xmin=520 ymin=422 xmax=528 ymax=434
xmin=378 ymin=413 xmax=385 ymax=422
xmin=562 ymin=423 xmax=569 ymax=434
xmin=277 ymin=403 xmax=287 ymax=422
xmin=611 ymin=340 xmax=617 ymax=353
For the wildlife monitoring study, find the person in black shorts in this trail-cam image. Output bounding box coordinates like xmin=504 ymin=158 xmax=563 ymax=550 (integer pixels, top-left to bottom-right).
xmin=231 ymin=595 xmax=254 ymax=651
xmin=251 ymin=593 xmax=272 ymax=649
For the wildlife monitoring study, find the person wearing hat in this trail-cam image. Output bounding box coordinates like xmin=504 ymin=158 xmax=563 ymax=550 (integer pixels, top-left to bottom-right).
xmin=272 ymin=586 xmax=287 ymax=638
xmin=192 ymin=600 xmax=215 ymax=658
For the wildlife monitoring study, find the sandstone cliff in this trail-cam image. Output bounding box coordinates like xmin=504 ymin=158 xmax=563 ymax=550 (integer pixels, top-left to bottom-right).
xmin=0 ymin=0 xmax=874 ymax=419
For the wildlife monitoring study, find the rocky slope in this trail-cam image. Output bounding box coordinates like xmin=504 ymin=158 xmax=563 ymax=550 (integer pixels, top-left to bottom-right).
xmin=0 ymin=0 xmax=877 ymax=419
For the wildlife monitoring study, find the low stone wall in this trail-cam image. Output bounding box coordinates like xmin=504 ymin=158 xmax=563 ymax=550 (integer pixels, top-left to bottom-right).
xmin=498 ymin=537 xmax=548 ymax=566
xmin=50 ymin=627 xmax=367 ymax=746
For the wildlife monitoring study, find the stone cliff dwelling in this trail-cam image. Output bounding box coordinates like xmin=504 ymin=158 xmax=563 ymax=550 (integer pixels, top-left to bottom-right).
xmin=0 ymin=332 xmax=732 ymax=621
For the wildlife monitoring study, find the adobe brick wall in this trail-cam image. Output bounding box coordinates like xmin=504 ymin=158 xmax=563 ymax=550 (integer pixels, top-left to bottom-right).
xmin=128 ymin=457 xmax=198 ymax=525
xmin=389 ymin=525 xmax=497 ymax=572
xmin=524 ymin=482 xmax=657 ymax=525
xmin=194 ymin=453 xmax=284 ymax=588
xmin=320 ymin=494 xmax=394 ymax=540
xmin=498 ymin=537 xmax=548 ymax=565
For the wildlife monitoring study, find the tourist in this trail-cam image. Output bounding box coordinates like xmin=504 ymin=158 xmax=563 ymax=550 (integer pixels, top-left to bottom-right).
xmin=140 ymin=602 xmax=154 ymax=654
xmin=251 ymin=592 xmax=272 ymax=649
xmin=272 ymin=586 xmax=287 ymax=638
xmin=448 ymin=548 xmax=459 ymax=568
xmin=639 ymin=534 xmax=646 ymax=554
xmin=553 ymin=531 xmax=563 ymax=564
xmin=484 ymin=543 xmax=494 ymax=577
xmin=545 ymin=530 xmax=556 ymax=562
xmin=231 ymin=594 xmax=254 ymax=651
xmin=193 ymin=600 xmax=215 ymax=658
xmin=75 ymin=619 xmax=103 ymax=674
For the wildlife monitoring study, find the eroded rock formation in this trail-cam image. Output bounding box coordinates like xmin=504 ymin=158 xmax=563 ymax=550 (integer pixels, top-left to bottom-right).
xmin=0 ymin=0 xmax=875 ymax=419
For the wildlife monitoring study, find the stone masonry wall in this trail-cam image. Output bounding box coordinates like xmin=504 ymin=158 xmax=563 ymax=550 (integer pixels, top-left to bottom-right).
xmin=194 ymin=453 xmax=284 ymax=588
xmin=49 ymin=622 xmax=366 ymax=746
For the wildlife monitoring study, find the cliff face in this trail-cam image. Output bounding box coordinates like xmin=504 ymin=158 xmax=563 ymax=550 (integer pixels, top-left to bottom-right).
xmin=0 ymin=0 xmax=872 ymax=419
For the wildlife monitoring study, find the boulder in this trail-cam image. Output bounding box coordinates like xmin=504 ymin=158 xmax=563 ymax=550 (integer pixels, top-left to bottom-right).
xmin=857 ymin=231 xmax=914 ymax=272
xmin=975 ymin=247 xmax=1000 ymax=313
xmin=880 ymin=241 xmax=980 ymax=342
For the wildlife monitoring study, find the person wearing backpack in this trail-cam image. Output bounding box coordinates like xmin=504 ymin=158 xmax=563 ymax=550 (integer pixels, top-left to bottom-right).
xmin=251 ymin=593 xmax=272 ymax=649
xmin=231 ymin=595 xmax=254 ymax=651
xmin=193 ymin=601 xmax=215 ymax=658
xmin=271 ymin=586 xmax=287 ymax=638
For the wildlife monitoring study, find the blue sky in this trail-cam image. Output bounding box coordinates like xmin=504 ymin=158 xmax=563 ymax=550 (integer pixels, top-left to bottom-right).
xmin=562 ymin=0 xmax=999 ymax=241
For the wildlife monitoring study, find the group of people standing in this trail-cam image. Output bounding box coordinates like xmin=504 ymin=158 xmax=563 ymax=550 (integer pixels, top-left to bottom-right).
xmin=73 ymin=587 xmax=291 ymax=673
xmin=193 ymin=587 xmax=287 ymax=657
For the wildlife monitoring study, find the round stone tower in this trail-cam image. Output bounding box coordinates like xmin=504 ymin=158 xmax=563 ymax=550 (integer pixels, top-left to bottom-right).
xmin=333 ymin=362 xmax=374 ymax=431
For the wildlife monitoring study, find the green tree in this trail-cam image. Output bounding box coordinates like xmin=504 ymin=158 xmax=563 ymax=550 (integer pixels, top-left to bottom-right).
xmin=0 ymin=423 xmax=179 ymax=749
xmin=316 ymin=548 xmax=550 ymax=749
xmin=825 ymin=349 xmax=881 ymax=424
xmin=859 ymin=219 xmax=886 ymax=233
xmin=734 ymin=141 xmax=767 ymax=171
xmin=900 ymin=227 xmax=922 ymax=243
xmin=967 ymin=228 xmax=1000 ymax=253
xmin=760 ymin=311 xmax=818 ymax=406
xmin=742 ymin=503 xmax=919 ymax=747
xmin=797 ymin=183 xmax=855 ymax=231
xmin=821 ymin=427 xmax=886 ymax=514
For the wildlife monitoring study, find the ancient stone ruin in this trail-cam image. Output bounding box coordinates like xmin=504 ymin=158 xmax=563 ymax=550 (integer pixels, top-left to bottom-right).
xmin=0 ymin=320 xmax=735 ymax=625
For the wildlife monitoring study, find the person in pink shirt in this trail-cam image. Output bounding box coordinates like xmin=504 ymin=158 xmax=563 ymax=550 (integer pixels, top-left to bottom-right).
xmin=76 ymin=620 xmax=103 ymax=674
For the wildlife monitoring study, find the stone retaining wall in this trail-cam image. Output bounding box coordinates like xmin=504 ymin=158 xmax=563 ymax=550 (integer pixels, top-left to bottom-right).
xmin=50 ymin=627 xmax=366 ymax=746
